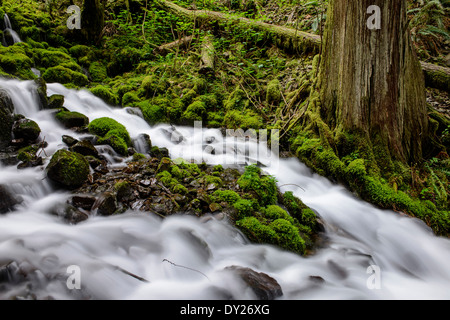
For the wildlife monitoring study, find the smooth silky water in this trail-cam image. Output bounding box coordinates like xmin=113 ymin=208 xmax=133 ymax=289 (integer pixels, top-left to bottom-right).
xmin=0 ymin=78 xmax=449 ymax=300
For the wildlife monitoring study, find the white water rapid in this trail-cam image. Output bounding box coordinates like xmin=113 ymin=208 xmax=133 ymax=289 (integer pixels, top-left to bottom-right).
xmin=0 ymin=78 xmax=449 ymax=300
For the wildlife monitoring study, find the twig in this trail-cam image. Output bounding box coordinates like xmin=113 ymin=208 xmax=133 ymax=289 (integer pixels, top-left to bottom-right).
xmin=162 ymin=259 xmax=210 ymax=281
xmin=278 ymin=183 xmax=306 ymax=192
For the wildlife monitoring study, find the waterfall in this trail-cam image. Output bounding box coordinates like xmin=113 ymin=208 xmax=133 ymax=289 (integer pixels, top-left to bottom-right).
xmin=0 ymin=77 xmax=449 ymax=300
xmin=2 ymin=13 xmax=22 ymax=46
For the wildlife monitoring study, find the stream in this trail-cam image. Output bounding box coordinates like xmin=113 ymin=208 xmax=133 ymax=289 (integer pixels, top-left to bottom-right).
xmin=0 ymin=78 xmax=449 ymax=300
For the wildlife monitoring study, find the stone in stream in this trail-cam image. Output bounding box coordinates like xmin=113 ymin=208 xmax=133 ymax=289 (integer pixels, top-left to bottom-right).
xmin=0 ymin=185 xmax=21 ymax=214
xmin=69 ymin=139 xmax=99 ymax=158
xmin=12 ymin=118 xmax=41 ymax=142
xmin=0 ymin=89 xmax=14 ymax=150
xmin=46 ymin=149 xmax=90 ymax=189
xmin=224 ymin=266 xmax=283 ymax=300
xmin=92 ymin=192 xmax=117 ymax=216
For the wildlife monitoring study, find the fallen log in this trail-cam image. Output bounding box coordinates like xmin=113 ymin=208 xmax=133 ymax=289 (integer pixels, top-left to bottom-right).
xmin=420 ymin=62 xmax=450 ymax=92
xmin=199 ymin=34 xmax=215 ymax=74
xmin=155 ymin=0 xmax=450 ymax=92
xmin=155 ymin=0 xmax=321 ymax=54
xmin=155 ymin=35 xmax=194 ymax=55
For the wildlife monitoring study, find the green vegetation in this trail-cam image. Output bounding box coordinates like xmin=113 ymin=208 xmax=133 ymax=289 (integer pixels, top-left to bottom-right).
xmin=88 ymin=117 xmax=131 ymax=155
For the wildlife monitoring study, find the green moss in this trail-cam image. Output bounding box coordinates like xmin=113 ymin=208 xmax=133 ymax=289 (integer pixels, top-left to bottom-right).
xmin=224 ymin=87 xmax=248 ymax=110
xmin=132 ymin=153 xmax=146 ymax=161
xmin=237 ymin=165 xmax=277 ymax=206
xmin=141 ymin=75 xmax=168 ymax=98
xmin=236 ymin=216 xmax=278 ymax=244
xmin=0 ymin=45 xmax=34 ymax=79
xmin=69 ymin=45 xmax=91 ymax=58
xmin=122 ymin=91 xmax=140 ymax=106
xmin=270 ymin=219 xmax=305 ymax=254
xmin=182 ymin=100 xmax=207 ymax=123
xmin=264 ymin=205 xmax=294 ymax=224
xmin=90 ymin=85 xmax=119 ymax=106
xmin=89 ymin=62 xmax=108 ymax=82
xmin=88 ymin=117 xmax=131 ymax=155
xmin=266 ymin=79 xmax=281 ymax=105
xmin=138 ymin=100 xmax=167 ymax=124
xmin=233 ymin=199 xmax=256 ymax=218
xmin=212 ymin=189 xmax=241 ymax=204
xmin=204 ymin=175 xmax=223 ymax=187
xmin=33 ymin=48 xmax=74 ymax=68
xmin=167 ymin=98 xmax=185 ymax=123
xmin=42 ymin=66 xmax=88 ymax=86
xmin=171 ymin=183 xmax=188 ymax=195
xmin=17 ymin=145 xmax=38 ymax=162
xmin=55 ymin=110 xmax=89 ymax=128
xmin=46 ymin=149 xmax=90 ymax=188
xmin=223 ymin=109 xmax=263 ymax=130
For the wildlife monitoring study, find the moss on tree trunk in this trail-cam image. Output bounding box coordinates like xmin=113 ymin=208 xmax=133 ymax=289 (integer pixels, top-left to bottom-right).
xmin=317 ymin=0 xmax=428 ymax=164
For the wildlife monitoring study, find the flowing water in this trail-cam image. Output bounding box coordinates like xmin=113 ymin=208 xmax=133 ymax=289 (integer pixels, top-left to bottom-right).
xmin=2 ymin=14 xmax=22 ymax=46
xmin=0 ymin=78 xmax=449 ymax=300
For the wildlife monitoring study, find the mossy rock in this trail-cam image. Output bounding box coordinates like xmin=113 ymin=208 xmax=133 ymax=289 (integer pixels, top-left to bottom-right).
xmin=42 ymin=66 xmax=88 ymax=86
xmin=12 ymin=118 xmax=40 ymax=142
xmin=55 ymin=110 xmax=89 ymax=129
xmin=47 ymin=94 xmax=65 ymax=109
xmin=182 ymin=100 xmax=207 ymax=123
xmin=33 ymin=48 xmax=74 ymax=68
xmin=138 ymin=100 xmax=167 ymax=124
xmin=88 ymin=117 xmax=131 ymax=155
xmin=0 ymin=45 xmax=34 ymax=79
xmin=90 ymin=85 xmax=119 ymax=106
xmin=88 ymin=61 xmax=108 ymax=82
xmin=46 ymin=149 xmax=90 ymax=189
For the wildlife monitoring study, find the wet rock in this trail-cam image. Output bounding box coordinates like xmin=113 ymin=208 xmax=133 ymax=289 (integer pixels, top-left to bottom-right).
xmin=12 ymin=118 xmax=41 ymax=142
xmin=0 ymin=185 xmax=21 ymax=214
xmin=64 ymin=205 xmax=89 ymax=224
xmin=0 ymin=262 xmax=24 ymax=284
xmin=71 ymin=194 xmax=96 ymax=210
xmin=224 ymin=266 xmax=283 ymax=300
xmin=34 ymin=78 xmax=48 ymax=110
xmin=17 ymin=156 xmax=43 ymax=169
xmin=69 ymin=140 xmax=99 ymax=158
xmin=62 ymin=135 xmax=79 ymax=147
xmin=55 ymin=110 xmax=89 ymax=129
xmin=47 ymin=94 xmax=64 ymax=109
xmin=92 ymin=192 xmax=117 ymax=216
xmin=0 ymin=89 xmax=14 ymax=150
xmin=46 ymin=149 xmax=90 ymax=189
xmin=150 ymin=146 xmax=169 ymax=159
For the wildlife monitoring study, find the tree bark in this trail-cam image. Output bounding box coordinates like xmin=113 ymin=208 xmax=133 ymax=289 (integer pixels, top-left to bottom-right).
xmin=317 ymin=0 xmax=428 ymax=163
xmin=82 ymin=0 xmax=104 ymax=43
xmin=156 ymin=0 xmax=449 ymax=92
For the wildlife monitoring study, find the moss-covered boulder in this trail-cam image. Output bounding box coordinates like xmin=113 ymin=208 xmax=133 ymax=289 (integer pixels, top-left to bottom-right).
xmin=90 ymin=85 xmax=119 ymax=106
xmin=47 ymin=94 xmax=64 ymax=109
xmin=12 ymin=118 xmax=41 ymax=142
xmin=42 ymin=66 xmax=88 ymax=86
xmin=55 ymin=110 xmax=89 ymax=128
xmin=46 ymin=149 xmax=90 ymax=189
xmin=88 ymin=117 xmax=131 ymax=155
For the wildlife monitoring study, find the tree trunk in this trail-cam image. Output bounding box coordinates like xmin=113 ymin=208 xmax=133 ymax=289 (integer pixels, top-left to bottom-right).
xmin=82 ymin=0 xmax=104 ymax=43
xmin=317 ymin=0 xmax=428 ymax=163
